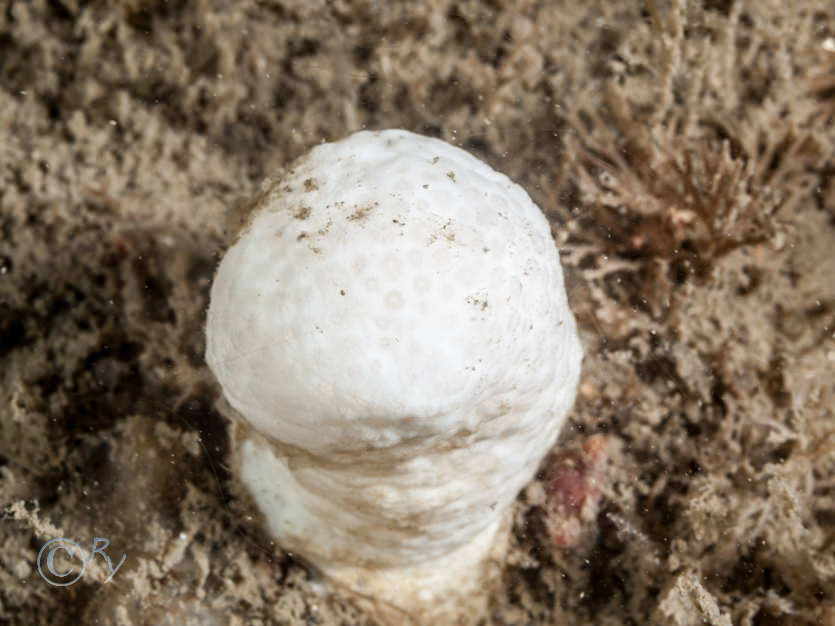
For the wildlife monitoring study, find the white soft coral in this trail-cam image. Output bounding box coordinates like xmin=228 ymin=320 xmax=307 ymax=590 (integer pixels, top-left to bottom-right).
xmin=205 ymin=129 xmax=583 ymax=620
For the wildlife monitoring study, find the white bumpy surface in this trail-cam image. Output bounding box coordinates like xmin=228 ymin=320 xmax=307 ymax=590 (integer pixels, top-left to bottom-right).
xmin=205 ymin=129 xmax=583 ymax=615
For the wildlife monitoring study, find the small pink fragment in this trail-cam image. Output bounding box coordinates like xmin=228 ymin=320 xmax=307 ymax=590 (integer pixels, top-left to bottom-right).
xmin=543 ymin=434 xmax=607 ymax=548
